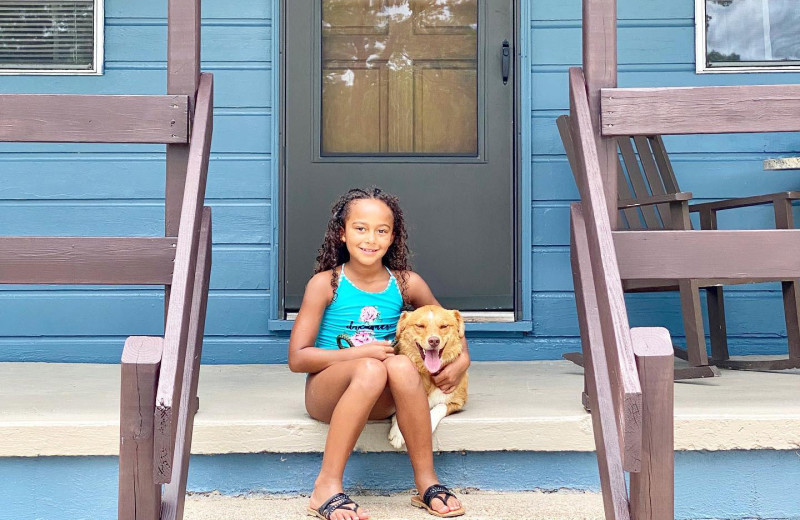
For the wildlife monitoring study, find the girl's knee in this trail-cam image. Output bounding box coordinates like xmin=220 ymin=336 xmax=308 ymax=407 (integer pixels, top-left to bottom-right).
xmin=351 ymin=357 xmax=388 ymax=392
xmin=384 ymin=355 xmax=420 ymax=381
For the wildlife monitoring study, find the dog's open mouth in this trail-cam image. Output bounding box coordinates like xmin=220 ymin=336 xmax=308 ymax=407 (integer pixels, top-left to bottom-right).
xmin=417 ymin=342 xmax=443 ymax=374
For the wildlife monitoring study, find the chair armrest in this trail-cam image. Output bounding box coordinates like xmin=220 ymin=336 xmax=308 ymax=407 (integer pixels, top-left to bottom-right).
xmin=689 ymin=192 xmax=800 ymax=213
xmin=618 ymin=192 xmax=692 ymax=210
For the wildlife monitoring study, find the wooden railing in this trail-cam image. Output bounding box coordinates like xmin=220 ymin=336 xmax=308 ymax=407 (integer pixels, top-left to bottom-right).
xmin=0 ymin=76 xmax=213 ymax=519
xmin=117 ymin=74 xmax=214 ymax=520
xmin=155 ymin=72 xmax=215 ymax=485
xmin=566 ymin=66 xmax=675 ymax=520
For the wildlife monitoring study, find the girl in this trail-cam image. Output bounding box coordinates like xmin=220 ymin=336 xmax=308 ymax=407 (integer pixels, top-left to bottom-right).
xmin=288 ymin=187 xmax=470 ymax=520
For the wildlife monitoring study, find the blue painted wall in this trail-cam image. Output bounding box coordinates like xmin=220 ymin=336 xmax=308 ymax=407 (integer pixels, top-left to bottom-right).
xmin=5 ymin=451 xmax=800 ymax=519
xmin=2 ymin=0 xmax=800 ymax=363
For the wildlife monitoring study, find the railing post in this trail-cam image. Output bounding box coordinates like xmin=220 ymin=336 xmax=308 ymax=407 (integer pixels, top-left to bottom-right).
xmin=119 ymin=337 xmax=164 ymax=520
xmin=583 ymin=0 xmax=619 ymax=227
xmin=629 ymin=328 xmax=674 ymax=520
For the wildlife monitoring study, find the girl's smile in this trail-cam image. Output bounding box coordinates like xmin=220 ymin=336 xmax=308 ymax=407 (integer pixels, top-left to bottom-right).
xmin=341 ymin=199 xmax=395 ymax=266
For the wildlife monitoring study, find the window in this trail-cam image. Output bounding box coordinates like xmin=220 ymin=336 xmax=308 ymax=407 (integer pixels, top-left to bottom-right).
xmin=696 ymin=0 xmax=800 ymax=73
xmin=0 ymin=0 xmax=103 ymax=74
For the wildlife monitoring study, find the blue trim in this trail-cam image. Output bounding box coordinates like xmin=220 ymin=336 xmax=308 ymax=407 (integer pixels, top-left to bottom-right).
xmin=270 ymin=320 xmax=533 ymax=333
xmin=518 ymin=0 xmax=533 ymax=323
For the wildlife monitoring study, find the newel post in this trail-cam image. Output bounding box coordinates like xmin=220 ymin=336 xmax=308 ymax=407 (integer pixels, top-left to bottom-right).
xmin=582 ymin=0 xmax=619 ymax=228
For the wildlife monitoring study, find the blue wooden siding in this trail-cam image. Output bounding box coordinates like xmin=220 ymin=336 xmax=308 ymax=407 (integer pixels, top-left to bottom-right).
xmin=532 ymin=0 xmax=800 ymax=359
xmin=1 ymin=0 xmax=799 ymax=363
xmin=0 ymin=0 xmax=279 ymax=362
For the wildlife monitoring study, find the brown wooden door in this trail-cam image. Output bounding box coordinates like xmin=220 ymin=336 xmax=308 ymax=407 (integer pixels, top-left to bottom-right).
xmin=283 ymin=0 xmax=515 ymax=312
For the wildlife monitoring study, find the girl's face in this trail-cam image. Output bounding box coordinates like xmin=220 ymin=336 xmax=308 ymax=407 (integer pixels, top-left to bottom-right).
xmin=341 ymin=198 xmax=395 ymax=267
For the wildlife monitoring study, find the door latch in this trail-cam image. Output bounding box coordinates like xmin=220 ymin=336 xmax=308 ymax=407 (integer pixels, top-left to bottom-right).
xmin=501 ymin=40 xmax=510 ymax=85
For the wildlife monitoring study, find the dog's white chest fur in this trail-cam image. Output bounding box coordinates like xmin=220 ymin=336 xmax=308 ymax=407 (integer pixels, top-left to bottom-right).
xmin=427 ymin=387 xmax=449 ymax=408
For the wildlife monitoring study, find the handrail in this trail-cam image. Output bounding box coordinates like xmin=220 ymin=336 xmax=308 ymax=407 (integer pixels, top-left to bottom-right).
xmin=570 ymin=203 xmax=631 ymax=520
xmin=567 ymin=66 xmax=642 ymax=472
xmin=154 ymin=72 xmax=214 ymax=484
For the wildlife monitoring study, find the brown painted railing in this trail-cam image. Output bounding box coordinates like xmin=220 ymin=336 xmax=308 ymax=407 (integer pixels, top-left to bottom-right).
xmin=566 ymin=66 xmax=675 ymax=520
xmin=154 ymin=72 xmax=215 ymax=486
xmin=117 ymin=75 xmax=214 ymax=519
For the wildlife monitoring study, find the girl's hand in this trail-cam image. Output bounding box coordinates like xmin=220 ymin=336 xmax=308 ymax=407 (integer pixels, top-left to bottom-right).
xmin=432 ymin=352 xmax=470 ymax=394
xmin=355 ymin=341 xmax=395 ymax=361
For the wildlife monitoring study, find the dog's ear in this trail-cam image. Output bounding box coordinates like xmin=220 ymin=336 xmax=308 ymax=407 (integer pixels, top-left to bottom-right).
xmin=452 ymin=309 xmax=465 ymax=338
xmin=396 ymin=311 xmax=409 ymax=333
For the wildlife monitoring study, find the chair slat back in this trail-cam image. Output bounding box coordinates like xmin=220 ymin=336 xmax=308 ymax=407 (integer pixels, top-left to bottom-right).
xmin=557 ymin=115 xmax=643 ymax=230
xmin=618 ymin=137 xmax=662 ymax=229
xmin=615 ymin=163 xmax=643 ymax=230
xmin=650 ymin=135 xmax=680 ymax=193
xmin=632 ymin=135 xmax=675 ymax=225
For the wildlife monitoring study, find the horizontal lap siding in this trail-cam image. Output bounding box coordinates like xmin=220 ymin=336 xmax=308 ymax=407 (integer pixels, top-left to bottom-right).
xmin=0 ymin=0 xmax=275 ymax=362
xmin=530 ymin=0 xmax=800 ymax=354
xmin=6 ymin=0 xmax=798 ymax=362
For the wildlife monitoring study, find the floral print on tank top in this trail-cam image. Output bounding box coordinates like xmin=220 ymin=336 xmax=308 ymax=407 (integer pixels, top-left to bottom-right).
xmin=344 ymin=305 xmax=381 ymax=346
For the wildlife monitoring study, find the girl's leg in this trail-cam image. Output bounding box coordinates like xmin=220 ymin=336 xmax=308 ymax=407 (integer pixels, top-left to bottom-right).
xmin=306 ymin=357 xmax=388 ymax=520
xmin=380 ymin=356 xmax=463 ymax=515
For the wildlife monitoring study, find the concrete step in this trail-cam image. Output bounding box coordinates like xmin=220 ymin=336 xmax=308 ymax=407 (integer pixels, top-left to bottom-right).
xmin=3 ymin=360 xmax=799 ymax=456
xmin=184 ymin=490 xmax=605 ymax=520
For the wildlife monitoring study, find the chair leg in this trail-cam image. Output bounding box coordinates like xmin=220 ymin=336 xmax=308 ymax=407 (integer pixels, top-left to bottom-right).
xmin=773 ymin=199 xmax=800 ymax=360
xmin=705 ymin=286 xmax=729 ymax=363
xmin=781 ymin=280 xmax=800 ymax=360
xmin=678 ymin=280 xmax=709 ymax=367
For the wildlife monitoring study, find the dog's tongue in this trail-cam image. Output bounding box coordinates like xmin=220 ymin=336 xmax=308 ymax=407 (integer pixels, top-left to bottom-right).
xmin=424 ymin=349 xmax=442 ymax=373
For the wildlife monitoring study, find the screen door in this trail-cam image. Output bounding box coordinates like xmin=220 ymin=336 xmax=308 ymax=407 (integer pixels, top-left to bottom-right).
xmin=283 ymin=0 xmax=515 ymax=313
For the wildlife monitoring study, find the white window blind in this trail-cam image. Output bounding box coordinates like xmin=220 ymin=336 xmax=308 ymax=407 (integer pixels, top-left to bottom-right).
xmin=0 ymin=0 xmax=101 ymax=73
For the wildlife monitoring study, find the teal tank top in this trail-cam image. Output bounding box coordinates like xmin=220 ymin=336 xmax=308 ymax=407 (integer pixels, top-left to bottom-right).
xmin=315 ymin=264 xmax=403 ymax=350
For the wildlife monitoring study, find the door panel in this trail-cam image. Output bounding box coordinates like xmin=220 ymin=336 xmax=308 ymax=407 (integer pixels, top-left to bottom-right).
xmin=284 ymin=0 xmax=514 ymax=312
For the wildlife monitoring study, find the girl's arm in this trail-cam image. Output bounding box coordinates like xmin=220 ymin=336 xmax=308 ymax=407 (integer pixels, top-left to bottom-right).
xmin=404 ymin=271 xmax=471 ymax=393
xmin=288 ymin=271 xmax=394 ymax=374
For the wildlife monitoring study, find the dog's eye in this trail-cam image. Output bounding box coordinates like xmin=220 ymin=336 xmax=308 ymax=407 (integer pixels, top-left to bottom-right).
xmin=439 ymin=324 xmax=449 ymax=329
xmin=415 ymin=324 xmax=425 ymax=329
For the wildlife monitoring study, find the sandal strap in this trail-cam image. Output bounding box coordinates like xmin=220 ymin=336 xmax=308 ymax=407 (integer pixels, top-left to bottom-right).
xmin=318 ymin=492 xmax=358 ymax=519
xmin=422 ymin=484 xmax=457 ymax=508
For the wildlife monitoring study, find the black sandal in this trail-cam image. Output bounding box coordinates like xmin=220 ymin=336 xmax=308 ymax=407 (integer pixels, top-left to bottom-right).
xmin=307 ymin=492 xmax=362 ymax=519
xmin=411 ymin=484 xmax=465 ymax=518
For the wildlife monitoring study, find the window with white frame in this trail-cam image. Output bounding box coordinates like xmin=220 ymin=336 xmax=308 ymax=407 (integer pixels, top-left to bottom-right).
xmin=0 ymin=0 xmax=103 ymax=74
xmin=696 ymin=0 xmax=800 ymax=73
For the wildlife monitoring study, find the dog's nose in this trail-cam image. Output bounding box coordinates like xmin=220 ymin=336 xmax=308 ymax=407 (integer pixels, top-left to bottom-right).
xmin=428 ymin=336 xmax=440 ymax=348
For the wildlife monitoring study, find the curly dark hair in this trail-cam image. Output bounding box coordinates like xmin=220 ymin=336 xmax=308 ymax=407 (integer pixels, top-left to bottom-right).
xmin=314 ymin=187 xmax=411 ymax=303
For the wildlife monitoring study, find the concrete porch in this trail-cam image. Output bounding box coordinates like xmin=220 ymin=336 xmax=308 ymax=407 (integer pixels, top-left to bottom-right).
xmin=2 ymin=360 xmax=799 ymax=519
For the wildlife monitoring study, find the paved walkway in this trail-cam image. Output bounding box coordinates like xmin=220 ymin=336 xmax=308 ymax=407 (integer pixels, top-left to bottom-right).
xmin=184 ymin=489 xmax=605 ymax=520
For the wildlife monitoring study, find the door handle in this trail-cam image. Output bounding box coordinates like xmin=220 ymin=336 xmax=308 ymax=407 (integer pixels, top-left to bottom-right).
xmin=501 ymin=40 xmax=510 ymax=84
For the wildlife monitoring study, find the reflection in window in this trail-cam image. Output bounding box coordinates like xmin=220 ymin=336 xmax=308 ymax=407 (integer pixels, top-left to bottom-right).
xmin=320 ymin=0 xmax=479 ymax=156
xmin=703 ymin=0 xmax=800 ymax=69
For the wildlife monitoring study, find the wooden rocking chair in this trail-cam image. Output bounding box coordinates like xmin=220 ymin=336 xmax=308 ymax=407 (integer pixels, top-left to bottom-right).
xmin=558 ymin=115 xmax=800 ymax=373
xmin=0 ymin=2 xmax=214 ymax=518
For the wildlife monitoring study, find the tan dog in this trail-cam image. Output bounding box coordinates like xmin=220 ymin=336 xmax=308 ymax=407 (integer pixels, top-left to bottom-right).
xmin=388 ymin=305 xmax=468 ymax=449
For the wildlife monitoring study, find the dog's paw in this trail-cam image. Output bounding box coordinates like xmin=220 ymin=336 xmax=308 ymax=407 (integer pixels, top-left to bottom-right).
xmin=388 ymin=416 xmax=406 ymax=449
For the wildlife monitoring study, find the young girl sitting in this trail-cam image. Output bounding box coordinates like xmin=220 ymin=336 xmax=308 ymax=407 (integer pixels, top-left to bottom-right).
xmin=288 ymin=187 xmax=470 ymax=520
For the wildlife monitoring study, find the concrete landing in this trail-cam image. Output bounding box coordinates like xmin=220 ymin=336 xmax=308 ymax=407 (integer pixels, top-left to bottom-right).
xmin=184 ymin=489 xmax=605 ymax=520
xmin=1 ymin=360 xmax=799 ymax=456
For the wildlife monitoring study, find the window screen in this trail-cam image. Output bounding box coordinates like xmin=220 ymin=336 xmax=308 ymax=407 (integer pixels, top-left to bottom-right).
xmin=0 ymin=0 xmax=101 ymax=73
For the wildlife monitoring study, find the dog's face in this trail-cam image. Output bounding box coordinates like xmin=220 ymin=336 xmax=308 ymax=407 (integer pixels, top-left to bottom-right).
xmin=396 ymin=305 xmax=465 ymax=374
